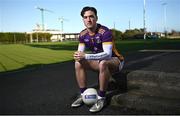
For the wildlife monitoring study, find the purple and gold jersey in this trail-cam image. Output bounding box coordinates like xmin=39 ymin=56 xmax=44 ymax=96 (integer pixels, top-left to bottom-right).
xmin=79 ymin=24 xmax=124 ymax=61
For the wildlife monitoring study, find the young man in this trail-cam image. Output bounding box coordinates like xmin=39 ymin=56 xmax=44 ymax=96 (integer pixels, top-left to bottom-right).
xmin=71 ymin=6 xmax=124 ymax=112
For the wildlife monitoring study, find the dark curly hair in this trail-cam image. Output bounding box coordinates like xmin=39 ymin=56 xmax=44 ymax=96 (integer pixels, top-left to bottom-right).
xmin=80 ymin=6 xmax=97 ymax=17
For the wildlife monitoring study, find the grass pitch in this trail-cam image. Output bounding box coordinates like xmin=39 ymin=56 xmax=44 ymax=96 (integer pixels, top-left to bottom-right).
xmin=0 ymin=42 xmax=77 ymax=73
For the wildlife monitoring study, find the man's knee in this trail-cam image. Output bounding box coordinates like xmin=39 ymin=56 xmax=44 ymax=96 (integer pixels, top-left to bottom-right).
xmin=99 ymin=60 xmax=108 ymax=71
xmin=75 ymin=61 xmax=83 ymax=69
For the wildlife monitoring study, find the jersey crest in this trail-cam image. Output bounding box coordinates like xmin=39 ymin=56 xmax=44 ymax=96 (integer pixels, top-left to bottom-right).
xmin=98 ymin=28 xmax=106 ymax=35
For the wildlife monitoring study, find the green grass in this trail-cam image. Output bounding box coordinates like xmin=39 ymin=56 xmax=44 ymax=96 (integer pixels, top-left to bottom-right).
xmin=0 ymin=42 xmax=77 ymax=73
xmin=0 ymin=39 xmax=180 ymax=73
xmin=115 ymin=39 xmax=180 ymax=55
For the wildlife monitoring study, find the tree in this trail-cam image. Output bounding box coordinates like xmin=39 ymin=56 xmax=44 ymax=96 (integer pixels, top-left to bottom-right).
xmin=123 ymin=28 xmax=144 ymax=40
xmin=111 ymin=29 xmax=123 ymax=40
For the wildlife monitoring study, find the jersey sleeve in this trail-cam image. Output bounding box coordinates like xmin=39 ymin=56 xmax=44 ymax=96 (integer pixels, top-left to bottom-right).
xmin=77 ymin=33 xmax=86 ymax=52
xmin=102 ymin=30 xmax=113 ymax=42
xmin=78 ymin=43 xmax=85 ymax=52
xmin=85 ymin=43 xmax=112 ymax=60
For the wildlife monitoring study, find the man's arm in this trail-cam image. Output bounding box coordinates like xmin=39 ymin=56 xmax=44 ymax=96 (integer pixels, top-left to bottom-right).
xmin=78 ymin=43 xmax=85 ymax=52
xmin=74 ymin=43 xmax=85 ymax=61
xmin=85 ymin=42 xmax=112 ymax=60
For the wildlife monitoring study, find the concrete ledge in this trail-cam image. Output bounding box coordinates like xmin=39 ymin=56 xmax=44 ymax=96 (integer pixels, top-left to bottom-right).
xmin=127 ymin=70 xmax=180 ymax=98
xmin=110 ymin=70 xmax=180 ymax=114
xmin=111 ymin=90 xmax=180 ymax=114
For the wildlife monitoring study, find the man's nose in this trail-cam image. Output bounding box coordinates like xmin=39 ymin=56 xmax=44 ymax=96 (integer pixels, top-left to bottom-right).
xmin=87 ymin=17 xmax=91 ymax=21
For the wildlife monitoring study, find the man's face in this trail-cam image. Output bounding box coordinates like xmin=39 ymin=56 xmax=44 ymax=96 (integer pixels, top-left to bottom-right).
xmin=82 ymin=10 xmax=97 ymax=29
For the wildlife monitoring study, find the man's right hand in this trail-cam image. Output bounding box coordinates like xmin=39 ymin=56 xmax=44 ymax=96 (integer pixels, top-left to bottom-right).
xmin=73 ymin=51 xmax=85 ymax=61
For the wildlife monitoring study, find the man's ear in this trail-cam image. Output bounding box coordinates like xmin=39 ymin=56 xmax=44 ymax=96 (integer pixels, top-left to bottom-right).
xmin=96 ymin=16 xmax=98 ymax=21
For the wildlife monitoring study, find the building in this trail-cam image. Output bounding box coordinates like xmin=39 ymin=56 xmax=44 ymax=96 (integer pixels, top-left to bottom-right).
xmin=27 ymin=29 xmax=79 ymax=42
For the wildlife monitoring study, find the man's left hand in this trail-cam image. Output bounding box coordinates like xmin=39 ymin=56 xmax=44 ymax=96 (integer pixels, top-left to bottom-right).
xmin=74 ymin=51 xmax=85 ymax=61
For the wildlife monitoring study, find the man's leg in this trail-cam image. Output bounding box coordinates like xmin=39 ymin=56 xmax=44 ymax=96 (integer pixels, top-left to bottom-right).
xmin=98 ymin=58 xmax=120 ymax=93
xmin=89 ymin=60 xmax=110 ymax=112
xmin=75 ymin=61 xmax=87 ymax=89
xmin=98 ymin=60 xmax=111 ymax=93
xmin=89 ymin=58 xmax=121 ymax=112
xmin=71 ymin=61 xmax=88 ymax=108
xmin=71 ymin=60 xmax=99 ymax=108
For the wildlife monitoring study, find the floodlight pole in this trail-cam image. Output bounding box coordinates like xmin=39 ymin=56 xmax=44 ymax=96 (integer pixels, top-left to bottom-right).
xmin=162 ymin=2 xmax=167 ymax=34
xmin=58 ymin=17 xmax=69 ymax=41
xmin=58 ymin=16 xmax=67 ymax=32
xmin=58 ymin=17 xmax=64 ymax=41
xmin=129 ymin=19 xmax=131 ymax=30
xmin=143 ymin=0 xmax=146 ymax=40
xmin=113 ymin=21 xmax=116 ymax=29
xmin=41 ymin=9 xmax=44 ymax=31
xmin=60 ymin=19 xmax=63 ymax=41
xmin=61 ymin=19 xmax=63 ymax=32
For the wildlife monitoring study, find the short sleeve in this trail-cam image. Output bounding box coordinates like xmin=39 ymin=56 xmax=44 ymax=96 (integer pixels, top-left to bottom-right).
xmin=102 ymin=30 xmax=113 ymax=43
xmin=79 ymin=34 xmax=84 ymax=43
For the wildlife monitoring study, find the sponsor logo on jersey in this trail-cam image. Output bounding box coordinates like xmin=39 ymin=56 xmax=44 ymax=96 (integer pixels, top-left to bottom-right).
xmin=98 ymin=28 xmax=106 ymax=34
xmin=96 ymin=38 xmax=101 ymax=44
xmin=84 ymin=38 xmax=89 ymax=42
xmin=95 ymin=36 xmax=100 ymax=39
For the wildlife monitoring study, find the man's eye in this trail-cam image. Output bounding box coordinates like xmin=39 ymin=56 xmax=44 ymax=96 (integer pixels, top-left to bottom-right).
xmin=83 ymin=16 xmax=87 ymax=19
xmin=89 ymin=15 xmax=95 ymax=18
xmin=83 ymin=15 xmax=95 ymax=19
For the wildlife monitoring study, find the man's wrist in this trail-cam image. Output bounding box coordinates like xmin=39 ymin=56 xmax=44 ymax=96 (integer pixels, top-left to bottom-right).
xmin=84 ymin=54 xmax=87 ymax=59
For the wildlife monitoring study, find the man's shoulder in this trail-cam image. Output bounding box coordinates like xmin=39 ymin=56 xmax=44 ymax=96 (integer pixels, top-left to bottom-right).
xmin=79 ymin=29 xmax=88 ymax=37
xmin=97 ymin=24 xmax=110 ymax=35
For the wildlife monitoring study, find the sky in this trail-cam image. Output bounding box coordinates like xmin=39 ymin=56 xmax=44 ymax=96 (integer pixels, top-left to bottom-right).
xmin=0 ymin=0 xmax=180 ymax=33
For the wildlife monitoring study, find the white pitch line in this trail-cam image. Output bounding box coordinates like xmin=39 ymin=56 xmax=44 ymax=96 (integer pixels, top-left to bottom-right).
xmin=139 ymin=49 xmax=180 ymax=52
